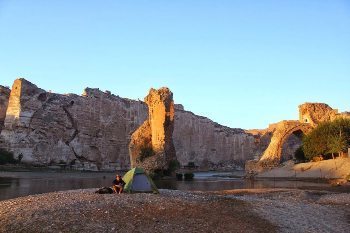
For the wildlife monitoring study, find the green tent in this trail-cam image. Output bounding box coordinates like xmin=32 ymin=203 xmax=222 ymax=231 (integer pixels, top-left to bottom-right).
xmin=122 ymin=167 xmax=159 ymax=194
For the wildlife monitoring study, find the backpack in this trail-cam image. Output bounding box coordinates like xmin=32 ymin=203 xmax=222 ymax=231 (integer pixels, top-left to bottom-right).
xmin=95 ymin=187 xmax=114 ymax=194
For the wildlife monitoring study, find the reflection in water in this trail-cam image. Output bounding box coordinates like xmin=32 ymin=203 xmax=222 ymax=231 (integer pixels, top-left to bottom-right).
xmin=155 ymin=177 xmax=309 ymax=191
xmin=0 ymin=171 xmax=331 ymax=201
xmin=0 ymin=173 xmax=113 ymax=201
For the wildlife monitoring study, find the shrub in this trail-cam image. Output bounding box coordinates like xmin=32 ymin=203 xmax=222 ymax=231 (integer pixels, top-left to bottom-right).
xmin=17 ymin=153 xmax=23 ymax=163
xmin=149 ymin=169 xmax=163 ymax=180
xmin=187 ymin=162 xmax=196 ymax=168
xmin=184 ymin=173 xmax=194 ymax=180
xmin=137 ymin=145 xmax=155 ymax=162
xmin=176 ymin=173 xmax=183 ymax=180
xmin=168 ymin=159 xmax=180 ymax=172
xmin=302 ymin=118 xmax=350 ymax=160
xmin=0 ymin=149 xmax=17 ymax=165
xmin=59 ymin=160 xmax=66 ymax=164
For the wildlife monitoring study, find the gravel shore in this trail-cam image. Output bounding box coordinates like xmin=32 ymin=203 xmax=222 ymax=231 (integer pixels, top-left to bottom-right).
xmin=215 ymin=188 xmax=350 ymax=233
xmin=0 ymin=189 xmax=275 ymax=233
xmin=0 ymin=188 xmax=349 ymax=233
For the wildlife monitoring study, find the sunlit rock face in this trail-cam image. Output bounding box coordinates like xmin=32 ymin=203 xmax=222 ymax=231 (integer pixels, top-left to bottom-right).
xmin=1 ymin=79 xmax=147 ymax=170
xmin=0 ymin=85 xmax=11 ymax=132
xmin=0 ymin=78 xmax=271 ymax=171
xmin=257 ymin=120 xmax=314 ymax=166
xmin=299 ymin=103 xmax=339 ymax=126
xmin=299 ymin=102 xmax=350 ymax=126
xmin=129 ymin=88 xmax=176 ymax=172
xmin=174 ymin=109 xmax=260 ymax=169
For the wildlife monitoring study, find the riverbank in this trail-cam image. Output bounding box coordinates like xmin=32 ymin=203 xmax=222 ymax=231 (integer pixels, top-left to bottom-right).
xmin=0 ymin=164 xmax=123 ymax=173
xmin=257 ymin=158 xmax=350 ymax=180
xmin=3 ymin=170 xmax=348 ymax=202
xmin=0 ymin=189 xmax=276 ymax=233
xmin=0 ymin=188 xmax=349 ymax=233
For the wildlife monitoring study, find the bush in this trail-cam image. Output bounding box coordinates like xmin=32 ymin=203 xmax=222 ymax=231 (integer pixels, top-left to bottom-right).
xmin=302 ymin=118 xmax=350 ymax=160
xmin=149 ymin=169 xmax=163 ymax=180
xmin=59 ymin=160 xmax=66 ymax=165
xmin=137 ymin=145 xmax=155 ymax=162
xmin=176 ymin=173 xmax=183 ymax=180
xmin=184 ymin=173 xmax=194 ymax=180
xmin=0 ymin=149 xmax=17 ymax=165
xmin=17 ymin=153 xmax=23 ymax=163
xmin=187 ymin=162 xmax=196 ymax=168
xmin=168 ymin=160 xmax=180 ymax=172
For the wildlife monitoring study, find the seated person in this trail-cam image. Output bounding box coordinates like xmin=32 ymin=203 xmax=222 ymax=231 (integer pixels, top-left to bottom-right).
xmin=112 ymin=174 xmax=126 ymax=194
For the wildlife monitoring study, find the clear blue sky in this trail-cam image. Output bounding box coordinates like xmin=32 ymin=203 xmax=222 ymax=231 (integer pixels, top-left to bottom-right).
xmin=0 ymin=0 xmax=349 ymax=129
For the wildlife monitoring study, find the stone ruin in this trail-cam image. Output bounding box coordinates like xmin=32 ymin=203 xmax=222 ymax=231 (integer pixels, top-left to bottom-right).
xmin=246 ymin=103 xmax=350 ymax=173
xmin=129 ymin=88 xmax=176 ymax=172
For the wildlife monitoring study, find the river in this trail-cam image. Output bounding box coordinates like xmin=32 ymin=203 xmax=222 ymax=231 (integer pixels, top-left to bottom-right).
xmin=0 ymin=170 xmax=335 ymax=201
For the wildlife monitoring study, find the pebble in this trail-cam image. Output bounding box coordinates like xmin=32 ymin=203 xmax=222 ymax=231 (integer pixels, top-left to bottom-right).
xmin=0 ymin=188 xmax=349 ymax=233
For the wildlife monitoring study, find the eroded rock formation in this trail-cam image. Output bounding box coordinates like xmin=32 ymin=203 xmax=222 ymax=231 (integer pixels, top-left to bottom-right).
xmin=0 ymin=78 xmax=300 ymax=171
xmin=129 ymin=88 xmax=176 ymax=172
xmin=0 ymin=85 xmax=11 ymax=132
xmin=1 ymin=79 xmax=147 ymax=170
xmin=299 ymin=103 xmax=339 ymax=126
xmin=174 ymin=109 xmax=259 ymax=169
xmin=299 ymin=103 xmax=350 ymax=125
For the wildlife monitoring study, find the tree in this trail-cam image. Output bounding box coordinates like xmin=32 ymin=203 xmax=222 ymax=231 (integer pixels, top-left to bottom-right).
xmin=0 ymin=149 xmax=16 ymax=165
xmin=302 ymin=118 xmax=350 ymax=160
xmin=327 ymin=133 xmax=347 ymax=159
xmin=302 ymin=122 xmax=330 ymax=160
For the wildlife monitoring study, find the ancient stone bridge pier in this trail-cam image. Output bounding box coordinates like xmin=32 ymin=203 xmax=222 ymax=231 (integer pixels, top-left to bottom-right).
xmin=258 ymin=120 xmax=313 ymax=165
xmin=247 ymin=103 xmax=350 ymax=172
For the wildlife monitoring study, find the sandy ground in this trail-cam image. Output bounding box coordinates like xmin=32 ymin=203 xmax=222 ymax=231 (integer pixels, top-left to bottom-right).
xmin=258 ymin=158 xmax=350 ymax=180
xmin=1 ymin=188 xmax=349 ymax=233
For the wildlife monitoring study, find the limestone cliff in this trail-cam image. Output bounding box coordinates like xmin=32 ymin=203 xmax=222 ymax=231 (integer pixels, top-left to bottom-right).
xmin=174 ymin=109 xmax=260 ymax=169
xmin=129 ymin=88 xmax=176 ymax=172
xmin=0 ymin=85 xmax=11 ymax=132
xmin=0 ymin=78 xmax=270 ymax=171
xmin=1 ymin=79 xmax=147 ymax=170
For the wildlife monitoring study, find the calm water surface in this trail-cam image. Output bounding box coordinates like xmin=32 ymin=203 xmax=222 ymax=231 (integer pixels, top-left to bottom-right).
xmin=0 ymin=171 xmax=336 ymax=201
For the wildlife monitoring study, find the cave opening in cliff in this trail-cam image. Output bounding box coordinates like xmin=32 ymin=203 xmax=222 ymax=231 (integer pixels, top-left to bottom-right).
xmin=281 ymin=129 xmax=304 ymax=162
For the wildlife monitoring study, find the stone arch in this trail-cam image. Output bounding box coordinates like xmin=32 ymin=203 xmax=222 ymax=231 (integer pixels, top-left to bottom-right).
xmin=259 ymin=121 xmax=314 ymax=165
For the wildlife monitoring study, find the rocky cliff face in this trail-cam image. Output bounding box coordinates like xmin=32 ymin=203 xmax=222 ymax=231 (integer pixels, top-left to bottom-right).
xmin=0 ymin=85 xmax=11 ymax=132
xmin=299 ymin=103 xmax=350 ymax=126
xmin=299 ymin=103 xmax=339 ymax=126
xmin=129 ymin=88 xmax=176 ymax=172
xmin=0 ymin=78 xmax=270 ymax=171
xmin=174 ymin=109 xmax=261 ymax=169
xmin=1 ymin=79 xmax=147 ymax=170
